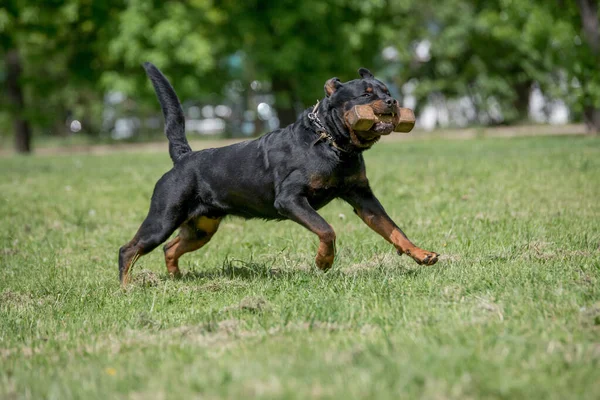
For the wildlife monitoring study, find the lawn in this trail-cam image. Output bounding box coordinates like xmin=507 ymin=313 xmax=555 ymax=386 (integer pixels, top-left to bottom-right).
xmin=1 ymin=134 xmax=599 ymax=399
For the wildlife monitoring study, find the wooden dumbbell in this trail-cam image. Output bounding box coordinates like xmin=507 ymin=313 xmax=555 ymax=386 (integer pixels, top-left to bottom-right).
xmin=345 ymin=104 xmax=416 ymax=133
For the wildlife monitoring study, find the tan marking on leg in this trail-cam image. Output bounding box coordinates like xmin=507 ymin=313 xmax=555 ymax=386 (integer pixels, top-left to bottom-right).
xmin=163 ymin=217 xmax=221 ymax=276
xmin=358 ymin=211 xmax=439 ymax=266
xmin=315 ymin=230 xmax=336 ymax=271
xmin=120 ymin=236 xmax=148 ymax=286
xmin=195 ymin=216 xmax=221 ymax=233
xmin=163 ymin=236 xmax=183 ymax=276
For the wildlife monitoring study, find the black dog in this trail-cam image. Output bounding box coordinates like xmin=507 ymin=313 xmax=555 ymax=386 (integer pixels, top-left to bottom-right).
xmin=118 ymin=63 xmax=439 ymax=284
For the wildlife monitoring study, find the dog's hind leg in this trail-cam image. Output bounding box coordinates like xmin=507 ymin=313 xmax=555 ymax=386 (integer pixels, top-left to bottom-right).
xmin=163 ymin=216 xmax=222 ymax=277
xmin=118 ymin=181 xmax=190 ymax=285
xmin=119 ymin=226 xmax=175 ymax=286
xmin=119 ymin=213 xmax=184 ymax=285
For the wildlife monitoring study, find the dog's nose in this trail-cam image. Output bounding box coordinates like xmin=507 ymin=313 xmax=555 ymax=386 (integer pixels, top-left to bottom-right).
xmin=385 ymin=98 xmax=397 ymax=107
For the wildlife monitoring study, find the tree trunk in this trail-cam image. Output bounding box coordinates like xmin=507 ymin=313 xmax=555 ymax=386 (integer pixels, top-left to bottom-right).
xmin=576 ymin=0 xmax=599 ymax=53
xmin=512 ymin=80 xmax=533 ymax=123
xmin=583 ymin=107 xmax=600 ymax=133
xmin=5 ymin=49 xmax=32 ymax=153
xmin=276 ymin=105 xmax=298 ymax=129
xmin=272 ymin=77 xmax=299 ymax=128
xmin=576 ymin=0 xmax=600 ymax=134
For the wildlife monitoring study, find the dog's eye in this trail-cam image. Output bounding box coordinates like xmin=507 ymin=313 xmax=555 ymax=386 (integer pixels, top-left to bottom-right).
xmin=362 ymin=93 xmax=372 ymax=97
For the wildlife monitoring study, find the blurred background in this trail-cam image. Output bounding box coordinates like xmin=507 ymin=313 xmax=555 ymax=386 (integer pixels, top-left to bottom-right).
xmin=0 ymin=0 xmax=598 ymax=153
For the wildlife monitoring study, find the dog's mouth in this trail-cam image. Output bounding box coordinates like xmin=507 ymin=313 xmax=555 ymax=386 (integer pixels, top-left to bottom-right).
xmin=344 ymin=104 xmax=415 ymax=148
xmin=368 ymin=113 xmax=396 ymax=135
xmin=356 ymin=113 xmax=397 ymax=147
xmin=356 ymin=113 xmax=398 ymax=140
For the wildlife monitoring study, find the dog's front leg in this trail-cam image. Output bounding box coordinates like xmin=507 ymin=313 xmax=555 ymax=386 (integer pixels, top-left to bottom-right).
xmin=343 ymin=186 xmax=439 ymax=266
xmin=275 ymin=196 xmax=336 ymax=271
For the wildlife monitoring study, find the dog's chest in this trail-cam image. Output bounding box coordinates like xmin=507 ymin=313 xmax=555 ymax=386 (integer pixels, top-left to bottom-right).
xmin=306 ymin=172 xmax=361 ymax=208
xmin=306 ymin=178 xmax=339 ymax=209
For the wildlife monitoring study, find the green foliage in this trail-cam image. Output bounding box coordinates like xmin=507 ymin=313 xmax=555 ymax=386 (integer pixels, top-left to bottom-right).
xmin=102 ymin=0 xmax=226 ymax=100
xmin=217 ymin=0 xmax=392 ymax=113
xmin=0 ymin=0 xmax=599 ymax=143
xmin=380 ymin=0 xmax=600 ymax=124
xmin=0 ymin=0 xmax=123 ymax=135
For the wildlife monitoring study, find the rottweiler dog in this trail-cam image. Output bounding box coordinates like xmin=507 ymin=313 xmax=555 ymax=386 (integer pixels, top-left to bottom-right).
xmin=118 ymin=63 xmax=439 ymax=284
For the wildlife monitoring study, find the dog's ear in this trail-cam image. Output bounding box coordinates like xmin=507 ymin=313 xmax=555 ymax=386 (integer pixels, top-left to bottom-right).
xmin=358 ymin=68 xmax=374 ymax=79
xmin=324 ymin=77 xmax=343 ymax=97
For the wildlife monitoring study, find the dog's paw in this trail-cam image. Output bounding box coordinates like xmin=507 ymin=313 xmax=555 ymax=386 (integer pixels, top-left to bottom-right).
xmin=400 ymin=248 xmax=439 ymax=266
xmin=168 ymin=270 xmax=183 ymax=279
xmin=315 ymin=256 xmax=334 ymax=271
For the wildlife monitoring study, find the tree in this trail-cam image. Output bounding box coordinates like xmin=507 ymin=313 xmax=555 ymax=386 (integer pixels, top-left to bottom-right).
xmin=2 ymin=0 xmax=598 ymax=151
xmin=575 ymin=0 xmax=600 ymax=133
xmin=218 ymin=0 xmax=391 ymax=127
xmin=379 ymin=1 xmax=564 ymax=124
xmin=101 ymin=0 xmax=226 ymax=103
xmin=0 ymin=2 xmax=34 ymax=153
xmin=378 ymin=0 xmax=600 ymax=130
xmin=4 ymin=48 xmax=30 ymax=153
xmin=0 ymin=0 xmax=123 ymax=153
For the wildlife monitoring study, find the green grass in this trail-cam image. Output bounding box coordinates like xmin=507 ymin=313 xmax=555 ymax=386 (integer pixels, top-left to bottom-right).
xmin=1 ymin=135 xmax=599 ymax=399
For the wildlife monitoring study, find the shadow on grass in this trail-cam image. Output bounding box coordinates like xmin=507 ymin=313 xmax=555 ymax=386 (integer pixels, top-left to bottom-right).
xmin=184 ymin=257 xmax=426 ymax=280
xmin=132 ymin=256 xmax=426 ymax=288
xmin=131 ymin=260 xmax=280 ymax=287
xmin=182 ymin=258 xmax=279 ymax=281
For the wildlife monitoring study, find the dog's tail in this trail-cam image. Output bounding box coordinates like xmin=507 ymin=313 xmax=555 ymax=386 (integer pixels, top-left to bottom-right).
xmin=143 ymin=62 xmax=192 ymax=163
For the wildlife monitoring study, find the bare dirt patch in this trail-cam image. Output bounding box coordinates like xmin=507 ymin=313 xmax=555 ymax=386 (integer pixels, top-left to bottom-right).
xmin=222 ymin=296 xmax=272 ymax=313
xmin=132 ymin=269 xmax=161 ymax=287
xmin=341 ymin=252 xmax=396 ymax=274
xmin=0 ymin=290 xmax=49 ymax=311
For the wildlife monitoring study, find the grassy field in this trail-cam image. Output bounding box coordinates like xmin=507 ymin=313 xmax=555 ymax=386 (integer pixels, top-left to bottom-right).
xmin=1 ymin=134 xmax=599 ymax=399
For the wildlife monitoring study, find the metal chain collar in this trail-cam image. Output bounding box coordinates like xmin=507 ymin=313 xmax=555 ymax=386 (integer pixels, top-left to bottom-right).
xmin=308 ymin=100 xmax=349 ymax=152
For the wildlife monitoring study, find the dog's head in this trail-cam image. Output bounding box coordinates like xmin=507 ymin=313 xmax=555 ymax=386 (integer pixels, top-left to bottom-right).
xmin=323 ymin=68 xmax=406 ymax=149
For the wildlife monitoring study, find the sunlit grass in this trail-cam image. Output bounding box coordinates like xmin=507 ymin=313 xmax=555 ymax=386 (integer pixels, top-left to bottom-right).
xmin=1 ymin=135 xmax=599 ymax=399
